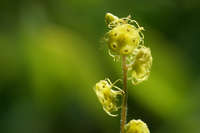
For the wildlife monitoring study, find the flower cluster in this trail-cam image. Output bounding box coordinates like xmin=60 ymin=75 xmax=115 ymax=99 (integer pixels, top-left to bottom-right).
xmin=104 ymin=13 xmax=144 ymax=56
xmin=93 ymin=13 xmax=152 ymax=133
xmin=105 ymin=13 xmax=152 ymax=84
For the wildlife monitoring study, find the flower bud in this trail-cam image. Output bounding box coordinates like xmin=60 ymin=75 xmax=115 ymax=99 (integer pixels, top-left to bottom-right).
xmin=105 ymin=13 xmax=119 ymax=25
xmin=125 ymin=119 xmax=150 ymax=133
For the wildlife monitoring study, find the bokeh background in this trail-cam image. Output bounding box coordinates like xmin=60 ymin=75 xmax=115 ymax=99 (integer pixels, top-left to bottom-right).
xmin=0 ymin=0 xmax=200 ymax=133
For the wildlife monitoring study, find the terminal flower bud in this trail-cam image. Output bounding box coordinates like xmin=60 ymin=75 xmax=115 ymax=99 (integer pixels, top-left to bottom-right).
xmin=105 ymin=13 xmax=119 ymax=26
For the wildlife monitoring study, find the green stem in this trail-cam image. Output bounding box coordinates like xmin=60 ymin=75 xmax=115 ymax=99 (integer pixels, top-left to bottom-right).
xmin=120 ymin=56 xmax=128 ymax=133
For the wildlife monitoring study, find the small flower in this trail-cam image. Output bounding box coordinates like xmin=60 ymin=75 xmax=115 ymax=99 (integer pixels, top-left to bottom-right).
xmin=130 ymin=46 xmax=152 ymax=85
xmin=125 ymin=119 xmax=150 ymax=133
xmin=94 ymin=78 xmax=123 ymax=117
xmin=104 ymin=13 xmax=144 ymax=57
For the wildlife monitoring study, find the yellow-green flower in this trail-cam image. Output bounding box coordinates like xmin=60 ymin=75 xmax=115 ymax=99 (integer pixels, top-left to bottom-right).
xmin=104 ymin=13 xmax=144 ymax=56
xmin=131 ymin=46 xmax=152 ymax=85
xmin=94 ymin=78 xmax=123 ymax=117
xmin=125 ymin=119 xmax=150 ymax=133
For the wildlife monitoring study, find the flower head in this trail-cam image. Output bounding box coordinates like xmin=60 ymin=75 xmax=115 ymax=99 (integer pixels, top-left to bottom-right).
xmin=125 ymin=119 xmax=150 ymax=133
xmin=94 ymin=78 xmax=123 ymax=117
xmin=131 ymin=46 xmax=152 ymax=85
xmin=104 ymin=13 xmax=144 ymax=56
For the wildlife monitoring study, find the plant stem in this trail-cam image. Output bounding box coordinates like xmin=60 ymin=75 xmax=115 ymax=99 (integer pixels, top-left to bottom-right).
xmin=120 ymin=56 xmax=128 ymax=133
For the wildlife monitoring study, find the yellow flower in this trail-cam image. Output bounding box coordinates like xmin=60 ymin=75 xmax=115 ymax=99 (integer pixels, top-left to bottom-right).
xmin=125 ymin=119 xmax=150 ymax=133
xmin=104 ymin=13 xmax=144 ymax=56
xmin=94 ymin=78 xmax=123 ymax=117
xmin=131 ymin=46 xmax=152 ymax=85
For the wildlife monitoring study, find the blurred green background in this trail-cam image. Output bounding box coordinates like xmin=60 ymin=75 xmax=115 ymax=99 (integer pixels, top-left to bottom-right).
xmin=0 ymin=0 xmax=200 ymax=133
